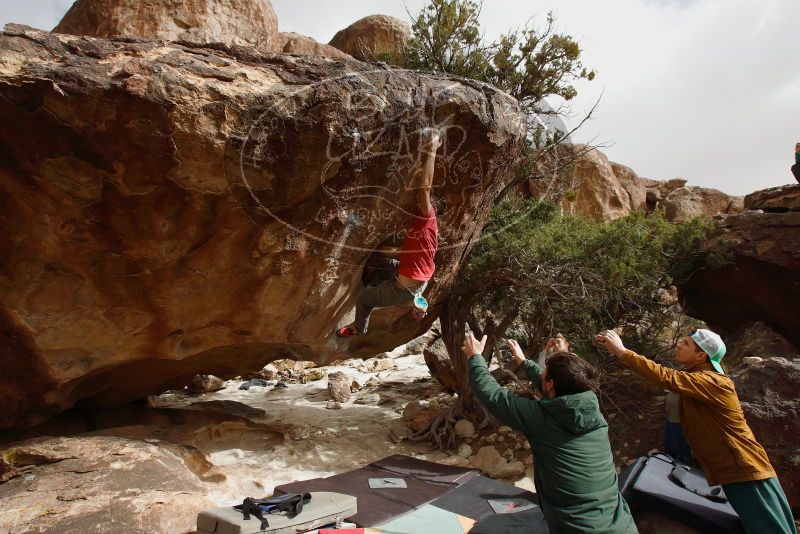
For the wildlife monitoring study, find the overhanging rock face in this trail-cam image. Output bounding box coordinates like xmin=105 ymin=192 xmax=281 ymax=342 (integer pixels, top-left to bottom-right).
xmin=0 ymin=26 xmax=525 ymax=427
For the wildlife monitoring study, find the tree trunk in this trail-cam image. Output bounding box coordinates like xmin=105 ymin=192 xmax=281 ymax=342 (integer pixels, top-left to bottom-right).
xmin=440 ymin=299 xmax=485 ymax=422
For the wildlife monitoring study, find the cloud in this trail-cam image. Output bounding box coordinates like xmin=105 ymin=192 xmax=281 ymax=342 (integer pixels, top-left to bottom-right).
xmin=1 ymin=0 xmax=798 ymax=195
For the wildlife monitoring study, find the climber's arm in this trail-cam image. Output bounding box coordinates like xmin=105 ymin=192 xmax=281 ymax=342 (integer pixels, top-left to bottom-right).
xmin=414 ymin=130 xmax=440 ymax=216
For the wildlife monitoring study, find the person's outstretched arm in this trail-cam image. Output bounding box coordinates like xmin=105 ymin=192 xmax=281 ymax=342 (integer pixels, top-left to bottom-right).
xmin=506 ymin=338 xmax=542 ymax=384
xmin=464 ymin=333 xmax=543 ymax=434
xmin=412 ymin=129 xmax=440 ymax=216
xmin=596 ymin=330 xmax=730 ymax=405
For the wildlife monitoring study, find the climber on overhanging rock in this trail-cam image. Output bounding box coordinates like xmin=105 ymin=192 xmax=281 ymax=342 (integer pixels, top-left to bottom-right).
xmin=792 ymin=142 xmax=800 ymax=184
xmin=336 ymin=128 xmax=441 ymax=337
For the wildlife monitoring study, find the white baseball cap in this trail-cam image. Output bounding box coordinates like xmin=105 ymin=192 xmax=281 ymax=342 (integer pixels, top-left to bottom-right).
xmin=689 ymin=329 xmax=726 ymax=374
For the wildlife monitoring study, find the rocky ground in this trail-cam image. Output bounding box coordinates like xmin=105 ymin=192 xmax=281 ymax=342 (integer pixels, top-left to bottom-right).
xmin=0 ymin=343 xmax=536 ymax=533
xmin=3 ymin=326 xmax=799 ymax=532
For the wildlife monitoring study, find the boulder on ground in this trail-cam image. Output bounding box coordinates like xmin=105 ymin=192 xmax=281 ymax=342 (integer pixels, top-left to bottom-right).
xmin=0 ymin=25 xmax=524 ymax=428
xmin=454 ymin=419 xmax=476 ymax=438
xmin=0 ymin=436 xmax=213 ymax=534
xmin=327 ymin=372 xmax=352 ymax=403
xmin=188 ymin=374 xmax=225 ymax=393
xmin=469 ymin=445 xmax=525 ymax=479
xmin=329 ymin=15 xmax=410 ymax=62
xmin=407 ymin=407 xmax=441 ymax=433
xmin=54 ymin=0 xmax=279 ymax=48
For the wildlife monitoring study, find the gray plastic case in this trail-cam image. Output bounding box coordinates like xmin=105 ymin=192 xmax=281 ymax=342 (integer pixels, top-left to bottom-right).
xmin=197 ymin=492 xmax=357 ymax=534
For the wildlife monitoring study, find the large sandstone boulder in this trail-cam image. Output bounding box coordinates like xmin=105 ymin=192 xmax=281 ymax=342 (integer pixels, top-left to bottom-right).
xmin=0 ymin=436 xmax=214 ymax=533
xmin=730 ymin=357 xmax=800 ymax=509
xmin=679 ymin=187 xmax=800 ymax=347
xmin=54 ymin=0 xmax=279 ymax=49
xmin=0 ymin=26 xmax=524 ymax=428
xmin=329 ymin=15 xmax=410 ymax=63
xmin=522 ymin=146 xmax=661 ymax=221
xmin=276 ymin=32 xmax=352 ymax=59
xmin=663 ymin=186 xmax=743 ymax=222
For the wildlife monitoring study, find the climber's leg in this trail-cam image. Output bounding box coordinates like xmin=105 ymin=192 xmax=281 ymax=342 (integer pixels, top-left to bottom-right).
xmin=362 ymin=253 xmax=399 ymax=288
xmin=351 ymin=278 xmax=418 ymax=334
xmin=791 ymin=163 xmax=800 ymax=184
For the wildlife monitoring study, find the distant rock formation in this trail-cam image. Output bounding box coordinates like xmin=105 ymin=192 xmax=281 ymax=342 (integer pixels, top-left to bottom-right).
xmin=0 ymin=25 xmax=524 ymax=428
xmin=329 ymin=15 xmax=411 ymax=62
xmin=54 ymin=0 xmax=280 ymax=49
xmin=662 ymin=186 xmax=743 ymax=222
xmin=520 ymin=146 xmax=742 ymax=222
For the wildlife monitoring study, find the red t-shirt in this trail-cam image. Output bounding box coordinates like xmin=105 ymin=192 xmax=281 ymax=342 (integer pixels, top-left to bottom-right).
xmin=398 ymin=208 xmax=438 ymax=281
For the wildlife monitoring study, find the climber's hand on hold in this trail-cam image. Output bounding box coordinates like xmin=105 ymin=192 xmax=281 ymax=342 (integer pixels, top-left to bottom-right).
xmin=462 ymin=331 xmax=487 ymax=358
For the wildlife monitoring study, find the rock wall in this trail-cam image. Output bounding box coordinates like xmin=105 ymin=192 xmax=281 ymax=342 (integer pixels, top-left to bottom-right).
xmin=679 ymin=185 xmax=800 ymax=347
xmin=0 ymin=25 xmax=525 ymax=428
xmin=731 ymin=356 xmax=800 ymax=510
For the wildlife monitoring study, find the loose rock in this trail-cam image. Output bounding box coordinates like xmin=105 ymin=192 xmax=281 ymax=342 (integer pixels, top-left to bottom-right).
xmin=188 ymin=374 xmax=226 ymax=393
xmin=327 ymin=372 xmax=353 ymax=403
xmin=353 ymin=393 xmax=381 ymax=406
xmin=389 ymin=422 xmax=413 ymax=444
xmin=454 ymin=419 xmax=476 ymax=438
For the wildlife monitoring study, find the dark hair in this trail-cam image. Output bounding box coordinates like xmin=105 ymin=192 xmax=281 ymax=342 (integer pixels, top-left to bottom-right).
xmin=545 ymin=352 xmax=600 ymax=396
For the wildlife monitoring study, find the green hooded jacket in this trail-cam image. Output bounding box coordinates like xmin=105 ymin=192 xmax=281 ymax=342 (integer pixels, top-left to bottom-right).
xmin=469 ymin=355 xmax=637 ymax=533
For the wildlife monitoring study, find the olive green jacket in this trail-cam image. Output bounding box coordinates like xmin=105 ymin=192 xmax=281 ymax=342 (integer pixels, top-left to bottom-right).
xmin=469 ymin=355 xmax=637 ymax=534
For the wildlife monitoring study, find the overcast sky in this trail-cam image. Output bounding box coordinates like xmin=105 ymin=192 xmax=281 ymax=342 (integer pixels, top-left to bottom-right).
xmin=2 ymin=0 xmax=798 ymax=195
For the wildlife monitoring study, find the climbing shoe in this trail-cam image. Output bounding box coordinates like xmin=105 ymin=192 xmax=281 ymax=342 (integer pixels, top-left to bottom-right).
xmin=336 ymin=326 xmax=360 ymax=337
